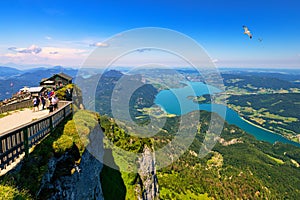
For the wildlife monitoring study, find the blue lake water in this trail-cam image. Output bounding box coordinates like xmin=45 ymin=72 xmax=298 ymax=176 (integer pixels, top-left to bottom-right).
xmin=154 ymin=82 xmax=300 ymax=148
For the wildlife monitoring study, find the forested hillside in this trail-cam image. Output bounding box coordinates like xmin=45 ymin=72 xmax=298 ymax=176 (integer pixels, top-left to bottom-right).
xmin=228 ymin=93 xmax=300 ymax=141
xmin=99 ymin=110 xmax=300 ymax=199
xmin=222 ymin=74 xmax=300 ymax=91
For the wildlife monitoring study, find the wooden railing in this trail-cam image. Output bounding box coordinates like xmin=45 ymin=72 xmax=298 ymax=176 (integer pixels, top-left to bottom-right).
xmin=0 ymin=101 xmax=72 ymax=171
xmin=0 ymin=99 xmax=32 ymax=114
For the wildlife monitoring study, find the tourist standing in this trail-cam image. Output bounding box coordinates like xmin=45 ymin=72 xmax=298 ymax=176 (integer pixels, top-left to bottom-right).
xmin=51 ymin=94 xmax=59 ymax=111
xmin=41 ymin=95 xmax=46 ymax=110
xmin=32 ymin=96 xmax=39 ymax=112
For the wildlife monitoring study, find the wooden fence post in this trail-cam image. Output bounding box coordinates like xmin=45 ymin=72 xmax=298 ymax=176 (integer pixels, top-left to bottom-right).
xmin=63 ymin=106 xmax=66 ymax=118
xmin=50 ymin=116 xmax=53 ymax=133
xmin=23 ymin=128 xmax=29 ymax=157
xmin=0 ymin=138 xmax=2 ymax=154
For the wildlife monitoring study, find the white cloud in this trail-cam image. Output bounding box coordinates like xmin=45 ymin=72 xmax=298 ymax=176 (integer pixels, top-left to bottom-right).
xmin=89 ymin=42 xmax=109 ymax=47
xmin=0 ymin=36 xmax=114 ymax=67
xmin=44 ymin=46 xmax=86 ymax=54
xmin=212 ymin=59 xmax=219 ymax=63
xmin=4 ymin=53 xmax=24 ymax=58
xmin=3 ymin=45 xmax=91 ymax=67
xmin=45 ymin=36 xmax=52 ymax=40
xmin=8 ymin=44 xmax=42 ymax=54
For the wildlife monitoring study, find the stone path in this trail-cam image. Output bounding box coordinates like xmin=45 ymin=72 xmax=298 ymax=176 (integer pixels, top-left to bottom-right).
xmin=0 ymin=107 xmax=49 ymax=135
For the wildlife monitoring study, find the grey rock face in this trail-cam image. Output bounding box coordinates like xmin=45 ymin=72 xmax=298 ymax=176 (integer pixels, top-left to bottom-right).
xmin=137 ymin=147 xmax=159 ymax=200
xmin=38 ymin=126 xmax=104 ymax=200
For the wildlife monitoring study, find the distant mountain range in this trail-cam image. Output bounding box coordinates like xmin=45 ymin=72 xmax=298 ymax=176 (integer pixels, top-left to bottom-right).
xmin=0 ymin=66 xmax=22 ymax=79
xmin=0 ymin=66 xmax=78 ymax=101
xmin=1 ymin=66 xmax=299 ymax=101
xmin=221 ymin=68 xmax=300 ymax=83
xmin=222 ymin=73 xmax=300 ymax=91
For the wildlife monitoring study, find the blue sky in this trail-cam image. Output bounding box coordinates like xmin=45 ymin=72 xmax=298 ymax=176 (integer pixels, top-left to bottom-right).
xmin=0 ymin=0 xmax=299 ymax=68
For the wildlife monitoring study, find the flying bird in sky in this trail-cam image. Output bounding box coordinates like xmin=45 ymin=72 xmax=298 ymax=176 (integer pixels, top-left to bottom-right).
xmin=243 ymin=25 xmax=252 ymax=39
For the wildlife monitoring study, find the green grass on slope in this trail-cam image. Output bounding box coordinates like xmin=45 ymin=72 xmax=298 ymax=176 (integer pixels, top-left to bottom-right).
xmin=0 ymin=185 xmax=31 ymax=200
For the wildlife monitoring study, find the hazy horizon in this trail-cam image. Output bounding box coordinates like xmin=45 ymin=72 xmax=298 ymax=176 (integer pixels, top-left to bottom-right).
xmin=2 ymin=64 xmax=300 ymax=71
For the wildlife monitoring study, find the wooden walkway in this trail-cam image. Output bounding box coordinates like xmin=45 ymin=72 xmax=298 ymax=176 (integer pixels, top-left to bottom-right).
xmin=0 ymin=102 xmax=72 ymax=175
xmin=0 ymin=107 xmax=49 ymax=135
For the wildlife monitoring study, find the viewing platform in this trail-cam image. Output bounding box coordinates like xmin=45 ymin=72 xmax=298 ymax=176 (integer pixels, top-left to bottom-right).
xmin=0 ymin=101 xmax=73 ymax=175
xmin=0 ymin=107 xmax=49 ymax=135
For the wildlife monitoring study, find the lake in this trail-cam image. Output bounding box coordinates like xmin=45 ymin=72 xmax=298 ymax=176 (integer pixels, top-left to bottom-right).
xmin=154 ymin=81 xmax=300 ymax=148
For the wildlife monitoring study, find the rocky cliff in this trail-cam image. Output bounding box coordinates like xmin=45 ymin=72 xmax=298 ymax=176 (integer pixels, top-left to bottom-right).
xmin=136 ymin=147 xmax=159 ymax=200
xmin=37 ymin=125 xmax=104 ymax=200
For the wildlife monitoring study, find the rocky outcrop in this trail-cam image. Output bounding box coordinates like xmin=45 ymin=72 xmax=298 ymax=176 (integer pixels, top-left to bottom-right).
xmin=137 ymin=147 xmax=159 ymax=200
xmin=216 ymin=137 xmax=243 ymax=146
xmin=37 ymin=126 xmax=104 ymax=200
